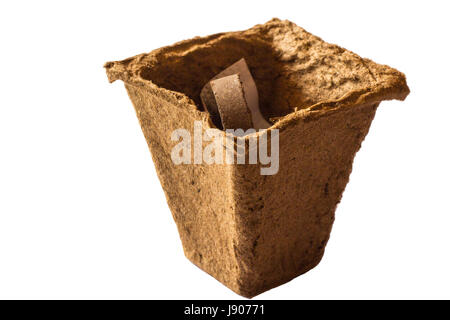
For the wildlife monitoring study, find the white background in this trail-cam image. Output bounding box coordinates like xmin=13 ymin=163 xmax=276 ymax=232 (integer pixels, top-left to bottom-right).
xmin=0 ymin=0 xmax=449 ymax=299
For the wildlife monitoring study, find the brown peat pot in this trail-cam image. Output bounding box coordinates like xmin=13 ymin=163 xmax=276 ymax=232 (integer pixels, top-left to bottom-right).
xmin=105 ymin=19 xmax=409 ymax=298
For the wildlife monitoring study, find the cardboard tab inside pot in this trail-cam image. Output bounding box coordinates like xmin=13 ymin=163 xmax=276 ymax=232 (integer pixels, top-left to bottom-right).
xmin=209 ymin=74 xmax=253 ymax=132
xmin=200 ymin=58 xmax=270 ymax=130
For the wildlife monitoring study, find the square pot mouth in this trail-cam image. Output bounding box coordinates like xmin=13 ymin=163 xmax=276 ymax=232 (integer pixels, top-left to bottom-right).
xmin=105 ymin=19 xmax=409 ymax=130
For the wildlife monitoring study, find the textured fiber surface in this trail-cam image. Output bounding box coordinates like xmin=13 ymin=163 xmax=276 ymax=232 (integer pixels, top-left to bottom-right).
xmin=105 ymin=18 xmax=409 ymax=297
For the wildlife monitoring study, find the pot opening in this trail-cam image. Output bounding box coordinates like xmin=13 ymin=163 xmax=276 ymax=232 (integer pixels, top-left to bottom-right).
xmin=139 ymin=34 xmax=372 ymax=122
